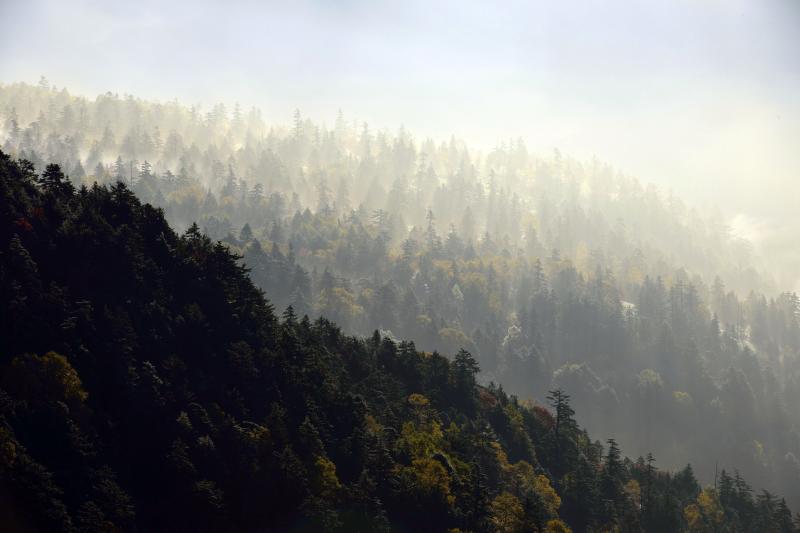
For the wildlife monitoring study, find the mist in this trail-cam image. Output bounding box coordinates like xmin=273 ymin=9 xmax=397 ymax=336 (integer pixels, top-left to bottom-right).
xmin=2 ymin=1 xmax=800 ymax=530
xmin=2 ymin=0 xmax=799 ymax=288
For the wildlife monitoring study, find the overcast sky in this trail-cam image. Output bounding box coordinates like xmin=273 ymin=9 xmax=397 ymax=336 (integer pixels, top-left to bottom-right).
xmin=1 ymin=0 xmax=799 ymax=288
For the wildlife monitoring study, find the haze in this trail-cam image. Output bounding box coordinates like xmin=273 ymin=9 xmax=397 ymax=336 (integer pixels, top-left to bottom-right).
xmin=1 ymin=0 xmax=799 ymax=289
xmin=4 ymin=1 xmax=800 ymax=525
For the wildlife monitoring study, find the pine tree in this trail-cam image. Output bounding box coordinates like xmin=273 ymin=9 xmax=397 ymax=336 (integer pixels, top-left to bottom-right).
xmin=600 ymin=438 xmax=624 ymax=526
xmin=39 ymin=163 xmax=73 ymax=195
xmin=547 ymin=389 xmax=576 ymax=476
xmin=113 ymin=156 xmax=125 ymax=182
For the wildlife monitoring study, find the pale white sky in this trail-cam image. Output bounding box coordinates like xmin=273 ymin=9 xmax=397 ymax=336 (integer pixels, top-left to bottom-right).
xmin=1 ymin=0 xmax=799 ymax=288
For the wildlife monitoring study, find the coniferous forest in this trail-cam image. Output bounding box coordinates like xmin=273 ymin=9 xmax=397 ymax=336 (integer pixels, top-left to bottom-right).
xmin=0 ymin=79 xmax=799 ymax=531
xmin=2 ymin=150 xmax=799 ymax=532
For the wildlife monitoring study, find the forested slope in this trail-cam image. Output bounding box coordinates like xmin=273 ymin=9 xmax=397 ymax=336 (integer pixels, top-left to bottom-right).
xmin=2 ymin=152 xmax=798 ymax=531
xmin=0 ymin=81 xmax=772 ymax=293
xmin=3 ymin=82 xmax=799 ymax=505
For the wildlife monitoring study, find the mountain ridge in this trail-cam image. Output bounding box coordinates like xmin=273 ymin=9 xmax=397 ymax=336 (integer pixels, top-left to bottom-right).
xmin=2 ymin=150 xmax=797 ymax=531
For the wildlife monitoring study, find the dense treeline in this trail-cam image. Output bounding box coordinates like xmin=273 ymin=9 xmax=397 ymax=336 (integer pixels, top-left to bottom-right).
xmin=0 ymin=80 xmax=770 ymax=294
xmin=214 ymin=203 xmax=800 ymax=508
xmin=2 ymin=152 xmax=798 ymax=531
xmin=2 ymin=81 xmax=800 ymax=509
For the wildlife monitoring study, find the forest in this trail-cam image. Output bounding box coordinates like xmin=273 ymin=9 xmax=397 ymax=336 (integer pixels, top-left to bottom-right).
xmin=0 ymin=80 xmax=799 ymax=531
xmin=2 ymin=149 xmax=800 ymax=532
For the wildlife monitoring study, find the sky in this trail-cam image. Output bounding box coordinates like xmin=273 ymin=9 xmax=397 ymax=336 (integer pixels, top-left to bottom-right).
xmin=1 ymin=0 xmax=799 ymax=288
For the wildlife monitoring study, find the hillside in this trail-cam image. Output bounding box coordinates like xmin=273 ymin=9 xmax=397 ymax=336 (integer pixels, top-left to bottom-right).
xmin=2 ymin=151 xmax=798 ymax=531
xmin=2 ymin=83 xmax=799 ymax=505
xmin=0 ymin=81 xmax=773 ymax=294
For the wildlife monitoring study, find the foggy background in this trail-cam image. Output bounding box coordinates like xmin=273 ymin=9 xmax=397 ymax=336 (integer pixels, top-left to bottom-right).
xmin=1 ymin=0 xmax=798 ymax=290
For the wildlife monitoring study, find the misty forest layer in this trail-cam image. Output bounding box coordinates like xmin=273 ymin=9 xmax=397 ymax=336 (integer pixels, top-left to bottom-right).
xmin=0 ymin=80 xmax=799 ymax=530
xmin=2 ymin=151 xmax=799 ymax=532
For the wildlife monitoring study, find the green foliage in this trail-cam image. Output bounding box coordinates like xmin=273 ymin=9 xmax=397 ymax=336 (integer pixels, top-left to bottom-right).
xmin=0 ymin=150 xmax=796 ymax=532
xmin=6 ymin=81 xmax=798 ymax=515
